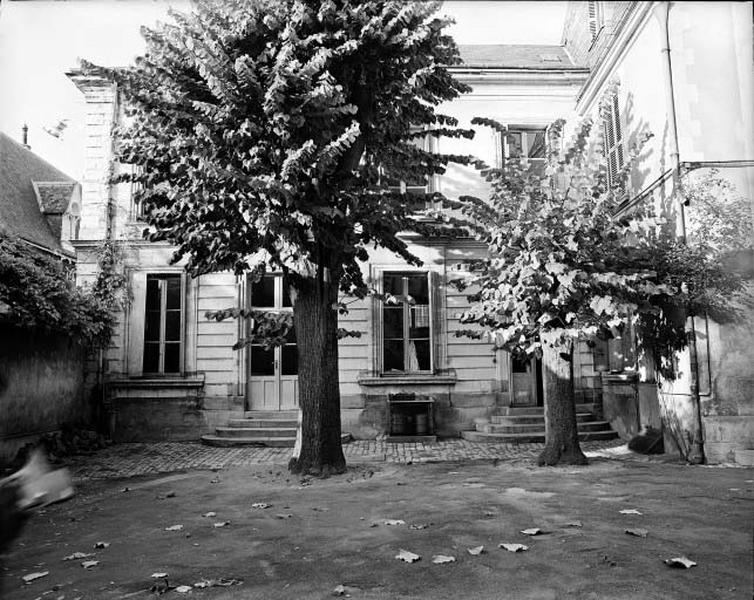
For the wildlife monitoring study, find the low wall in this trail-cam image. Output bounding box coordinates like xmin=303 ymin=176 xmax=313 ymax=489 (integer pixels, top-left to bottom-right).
xmin=0 ymin=324 xmax=91 ymax=461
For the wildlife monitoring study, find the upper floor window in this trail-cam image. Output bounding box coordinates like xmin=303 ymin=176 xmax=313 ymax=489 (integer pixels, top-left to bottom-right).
xmin=382 ymin=272 xmax=434 ymax=374
xmin=384 ymin=129 xmax=439 ymax=209
xmin=588 ymin=1 xmax=604 ymax=41
xmin=501 ymin=127 xmax=547 ymax=174
xmin=129 ymin=164 xmax=146 ymax=220
xmin=143 ymin=274 xmax=183 ymax=374
xmin=603 ymin=93 xmax=625 ymax=190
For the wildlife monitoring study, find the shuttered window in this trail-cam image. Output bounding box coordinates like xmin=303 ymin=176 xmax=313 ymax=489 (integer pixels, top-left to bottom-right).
xmin=604 ymin=94 xmax=625 ymax=190
xmin=588 ymin=1 xmax=604 ymax=41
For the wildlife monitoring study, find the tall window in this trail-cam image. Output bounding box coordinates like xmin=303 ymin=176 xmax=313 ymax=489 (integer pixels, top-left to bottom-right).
xmin=604 ymin=94 xmax=625 ymax=190
xmin=143 ymin=274 xmax=182 ymax=374
xmin=382 ymin=272 xmax=433 ymax=373
xmin=130 ymin=164 xmax=146 ymax=220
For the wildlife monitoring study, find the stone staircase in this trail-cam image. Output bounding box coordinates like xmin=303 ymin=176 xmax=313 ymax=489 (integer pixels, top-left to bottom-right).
xmin=461 ymin=404 xmax=619 ymax=444
xmin=201 ymin=411 xmax=352 ymax=448
xmin=201 ymin=411 xmax=299 ymax=447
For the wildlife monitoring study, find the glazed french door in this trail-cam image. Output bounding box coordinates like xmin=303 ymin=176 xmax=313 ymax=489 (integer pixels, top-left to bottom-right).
xmin=247 ymin=275 xmax=298 ymax=411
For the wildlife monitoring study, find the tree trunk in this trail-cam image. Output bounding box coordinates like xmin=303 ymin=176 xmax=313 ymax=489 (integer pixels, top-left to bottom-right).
xmin=538 ymin=336 xmax=588 ymax=466
xmin=288 ymin=272 xmax=346 ymax=476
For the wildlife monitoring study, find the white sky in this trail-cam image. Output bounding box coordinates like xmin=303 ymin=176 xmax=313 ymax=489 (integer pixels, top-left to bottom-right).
xmin=0 ymin=0 xmax=567 ymax=178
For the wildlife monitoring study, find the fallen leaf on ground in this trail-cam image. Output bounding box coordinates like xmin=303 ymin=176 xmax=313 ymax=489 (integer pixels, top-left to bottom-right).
xmin=463 ymin=482 xmax=485 ymax=488
xmin=93 ymin=541 xmax=109 ymax=549
xmin=432 ymin=555 xmax=455 ymax=564
xmin=383 ymin=519 xmax=406 ymax=526
xmin=251 ymin=503 xmax=271 ymax=509
xmin=395 ymin=549 xmax=421 ymax=563
xmin=619 ymin=509 xmax=642 ymax=515
xmin=664 ymin=556 xmax=697 ymax=569
xmin=467 ymin=546 xmax=485 ymax=556
xmin=157 ymin=491 xmax=176 ymax=499
xmin=275 ymin=513 xmax=293 ymax=519
xmin=121 ymin=487 xmax=130 ymax=492
xmin=565 ymin=521 xmax=582 ymax=527
xmin=409 ymin=523 xmax=431 ymax=530
xmin=332 ymin=584 xmax=346 ymax=596
xmin=165 ymin=524 xmax=184 ymax=531
xmin=175 ymin=585 xmax=192 ymax=593
xmin=312 ymin=507 xmax=330 ymax=512
xmin=214 ymin=521 xmax=230 ymax=528
xmin=520 ymin=528 xmax=542 ymax=536
xmin=202 ymin=512 xmax=217 ymax=518
xmin=63 ymin=552 xmax=94 ymax=560
xmin=483 ymin=511 xmax=496 ymax=517
xmin=81 ymin=560 xmax=99 ymax=568
xmin=22 ymin=571 xmax=49 ymax=583
xmin=151 ymin=573 xmax=168 ymax=579
xmin=625 ymin=528 xmax=648 ymax=538
xmin=499 ymin=543 xmax=529 ymax=552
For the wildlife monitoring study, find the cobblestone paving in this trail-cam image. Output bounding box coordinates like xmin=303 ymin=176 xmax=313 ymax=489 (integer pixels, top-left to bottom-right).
xmin=67 ymin=438 xmax=638 ymax=481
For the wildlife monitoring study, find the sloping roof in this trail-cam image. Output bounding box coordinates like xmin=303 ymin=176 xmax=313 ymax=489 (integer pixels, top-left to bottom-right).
xmin=457 ymin=44 xmax=583 ymax=70
xmin=33 ymin=182 xmax=77 ymax=214
xmin=0 ymin=132 xmax=74 ymax=254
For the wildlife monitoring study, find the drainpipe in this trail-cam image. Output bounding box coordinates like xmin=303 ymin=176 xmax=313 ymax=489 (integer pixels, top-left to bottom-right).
xmin=654 ymin=1 xmax=705 ymax=463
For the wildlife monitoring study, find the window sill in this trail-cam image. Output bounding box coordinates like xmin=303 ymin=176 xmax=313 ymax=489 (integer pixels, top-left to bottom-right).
xmin=358 ymin=373 xmax=457 ymax=387
xmin=107 ymin=375 xmax=205 ymax=389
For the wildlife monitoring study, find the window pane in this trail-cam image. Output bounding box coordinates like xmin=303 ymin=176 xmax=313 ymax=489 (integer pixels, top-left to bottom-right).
xmin=526 ymin=131 xmax=546 ymax=158
xmin=383 ymin=339 xmax=404 ymax=372
xmin=165 ymin=310 xmax=181 ymax=342
xmin=282 ymin=277 xmax=292 ymax=307
xmin=383 ymin=307 xmax=403 ymax=338
xmin=146 ymin=277 xmax=160 ymax=310
xmin=409 ymin=305 xmax=430 ymax=338
xmin=143 ymin=342 xmax=159 ymax=373
xmin=507 ymin=132 xmax=523 ymax=158
xmin=281 ymin=344 xmax=297 ymax=375
xmin=285 ymin=326 xmax=296 ymax=344
xmin=145 ymin=310 xmax=161 ymax=342
xmin=410 ymin=339 xmax=431 ymax=371
xmin=383 ymin=273 xmax=403 ymax=296
xmin=165 ymin=276 xmax=181 ymax=309
xmin=164 ymin=342 xmax=181 ymax=373
xmin=250 ymin=346 xmax=274 ymax=376
xmin=251 ymin=276 xmax=275 ymax=307
xmin=407 ymin=274 xmax=428 ymax=304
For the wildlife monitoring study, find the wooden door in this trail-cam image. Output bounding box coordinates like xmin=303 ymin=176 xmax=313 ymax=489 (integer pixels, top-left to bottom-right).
xmin=247 ymin=275 xmax=298 ymax=411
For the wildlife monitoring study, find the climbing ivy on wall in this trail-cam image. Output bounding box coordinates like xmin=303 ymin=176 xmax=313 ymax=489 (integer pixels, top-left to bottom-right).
xmin=0 ymin=234 xmax=126 ymax=346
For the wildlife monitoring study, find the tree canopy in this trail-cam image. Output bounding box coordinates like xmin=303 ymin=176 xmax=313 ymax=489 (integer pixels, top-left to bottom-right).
xmin=85 ymin=0 xmax=473 ymax=291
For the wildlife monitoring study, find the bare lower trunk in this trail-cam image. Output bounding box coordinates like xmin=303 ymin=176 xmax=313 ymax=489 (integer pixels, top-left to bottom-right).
xmin=538 ymin=337 xmax=587 ymax=466
xmin=288 ymin=273 xmax=346 ymax=476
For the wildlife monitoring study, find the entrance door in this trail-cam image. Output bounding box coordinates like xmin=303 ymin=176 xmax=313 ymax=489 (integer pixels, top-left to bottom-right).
xmin=247 ymin=275 xmax=298 ymax=411
xmin=511 ymin=355 xmax=543 ymax=406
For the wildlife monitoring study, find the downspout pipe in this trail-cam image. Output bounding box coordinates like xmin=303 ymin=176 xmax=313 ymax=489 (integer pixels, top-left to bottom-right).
xmin=653 ymin=1 xmax=705 ymax=464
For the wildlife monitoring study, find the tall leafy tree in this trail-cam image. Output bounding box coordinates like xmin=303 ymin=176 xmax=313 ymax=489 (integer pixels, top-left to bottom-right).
xmin=83 ymin=0 xmax=473 ymax=475
xmin=456 ymin=118 xmax=747 ymax=466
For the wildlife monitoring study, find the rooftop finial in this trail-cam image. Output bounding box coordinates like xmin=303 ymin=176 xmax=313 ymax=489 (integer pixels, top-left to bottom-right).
xmin=22 ymin=123 xmax=29 ymax=148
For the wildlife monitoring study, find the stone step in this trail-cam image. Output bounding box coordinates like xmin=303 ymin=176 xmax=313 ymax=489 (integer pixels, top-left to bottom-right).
xmin=490 ymin=412 xmax=594 ymax=425
xmin=214 ymin=427 xmax=297 ymax=438
xmin=461 ymin=429 xmax=619 ymax=444
xmin=497 ymin=403 xmax=597 ymax=416
xmin=243 ymin=410 xmax=298 ymax=419
xmin=228 ymin=419 xmax=298 ymax=428
xmin=479 ymin=420 xmax=613 ymax=434
xmin=201 ymin=432 xmax=352 ymax=448
xmin=201 ymin=435 xmax=296 ymax=447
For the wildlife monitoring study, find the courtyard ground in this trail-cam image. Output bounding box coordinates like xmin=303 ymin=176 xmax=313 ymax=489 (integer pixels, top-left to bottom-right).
xmin=1 ymin=440 xmax=752 ymax=600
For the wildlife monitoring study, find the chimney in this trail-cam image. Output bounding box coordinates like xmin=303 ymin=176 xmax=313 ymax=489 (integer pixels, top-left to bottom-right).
xmin=22 ymin=123 xmax=29 ymax=149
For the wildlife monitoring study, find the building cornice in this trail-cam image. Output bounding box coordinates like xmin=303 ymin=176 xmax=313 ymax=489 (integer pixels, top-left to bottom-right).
xmin=451 ymin=67 xmax=589 ymax=87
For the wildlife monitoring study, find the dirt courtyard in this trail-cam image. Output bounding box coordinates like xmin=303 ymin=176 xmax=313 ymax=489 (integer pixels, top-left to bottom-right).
xmin=2 ymin=458 xmax=752 ymax=599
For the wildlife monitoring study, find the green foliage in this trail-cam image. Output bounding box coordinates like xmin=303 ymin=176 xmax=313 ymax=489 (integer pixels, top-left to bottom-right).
xmin=0 ymin=234 xmax=120 ymax=345
xmin=455 ymin=118 xmax=748 ymax=378
xmin=83 ymin=0 xmax=473 ymax=301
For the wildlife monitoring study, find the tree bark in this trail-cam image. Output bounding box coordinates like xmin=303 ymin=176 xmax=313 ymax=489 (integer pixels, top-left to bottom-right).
xmin=287 ymin=271 xmax=346 ymax=476
xmin=538 ymin=336 xmax=588 ymax=466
